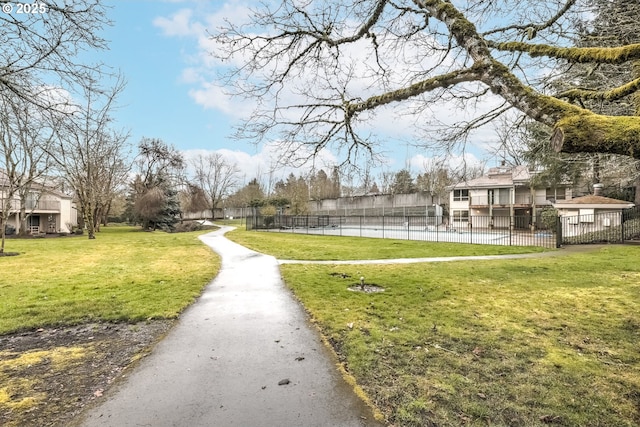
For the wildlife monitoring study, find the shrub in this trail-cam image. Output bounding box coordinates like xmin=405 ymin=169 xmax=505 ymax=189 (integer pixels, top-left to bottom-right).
xmin=4 ymin=224 xmax=16 ymax=236
xmin=173 ymin=222 xmax=205 ymax=233
xmin=540 ymin=207 xmax=559 ymax=231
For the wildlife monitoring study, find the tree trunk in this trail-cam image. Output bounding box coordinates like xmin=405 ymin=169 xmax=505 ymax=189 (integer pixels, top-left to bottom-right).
xmin=93 ymin=206 xmax=101 ymax=232
xmin=635 ymin=167 xmax=640 ymax=205
xmin=85 ymin=210 xmax=96 ymax=239
xmin=103 ymin=201 xmax=112 ymax=226
xmin=0 ymin=219 xmax=5 ymax=254
xmin=18 ymin=206 xmax=27 ymax=237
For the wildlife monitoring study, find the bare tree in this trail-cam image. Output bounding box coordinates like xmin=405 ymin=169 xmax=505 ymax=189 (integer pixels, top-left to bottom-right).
xmin=178 ymin=183 xmax=209 ymax=218
xmin=416 ymin=158 xmax=455 ymax=206
xmin=0 ymin=91 xmax=56 ymax=252
xmin=49 ymin=77 xmax=130 ymax=239
xmin=214 ymin=0 xmax=640 ymax=163
xmin=0 ymin=0 xmax=110 ymax=109
xmin=226 ymin=177 xmax=265 ymax=209
xmin=191 ymin=153 xmax=239 ymax=219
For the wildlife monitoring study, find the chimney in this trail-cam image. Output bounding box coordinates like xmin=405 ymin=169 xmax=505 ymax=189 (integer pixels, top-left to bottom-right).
xmin=593 ymin=183 xmax=604 ymax=196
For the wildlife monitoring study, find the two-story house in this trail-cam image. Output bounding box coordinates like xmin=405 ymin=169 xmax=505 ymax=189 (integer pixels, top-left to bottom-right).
xmin=449 ymin=164 xmax=572 ymax=230
xmin=1 ymin=174 xmax=77 ymax=235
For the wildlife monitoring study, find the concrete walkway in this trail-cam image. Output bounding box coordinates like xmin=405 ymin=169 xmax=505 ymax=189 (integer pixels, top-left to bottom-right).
xmin=279 ymin=252 xmax=558 ymax=265
xmin=77 ymin=226 xmax=383 ymax=427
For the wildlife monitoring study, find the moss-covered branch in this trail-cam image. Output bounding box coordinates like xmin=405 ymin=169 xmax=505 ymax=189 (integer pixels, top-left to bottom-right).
xmin=345 ymin=66 xmax=482 ymax=116
xmin=556 ymin=77 xmax=640 ymax=102
xmin=551 ymin=114 xmax=640 ymax=159
xmin=489 ymin=41 xmax=640 ymax=64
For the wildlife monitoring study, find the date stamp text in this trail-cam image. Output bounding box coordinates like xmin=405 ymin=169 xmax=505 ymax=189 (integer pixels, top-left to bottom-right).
xmin=2 ymin=2 xmax=49 ymax=14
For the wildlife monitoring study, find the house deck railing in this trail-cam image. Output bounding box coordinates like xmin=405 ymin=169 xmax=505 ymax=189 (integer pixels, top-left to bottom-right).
xmin=27 ymin=199 xmax=61 ymax=211
xmin=1 ymin=199 xmax=61 ymax=212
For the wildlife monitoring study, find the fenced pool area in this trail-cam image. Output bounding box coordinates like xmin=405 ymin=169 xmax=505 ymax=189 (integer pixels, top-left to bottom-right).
xmin=248 ymin=214 xmax=558 ymax=248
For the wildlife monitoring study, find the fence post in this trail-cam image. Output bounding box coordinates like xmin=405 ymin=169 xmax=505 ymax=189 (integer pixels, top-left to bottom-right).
xmin=382 ymin=215 xmax=385 ymax=239
xmin=555 ymin=216 xmax=562 ymax=248
xmin=407 ymin=216 xmax=410 ymax=240
xmin=509 ymin=218 xmax=512 ymax=246
xmin=621 ymin=211 xmax=624 ymax=243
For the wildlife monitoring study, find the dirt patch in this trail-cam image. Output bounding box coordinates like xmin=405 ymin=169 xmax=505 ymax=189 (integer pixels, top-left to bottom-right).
xmin=347 ymin=284 xmax=385 ymax=293
xmin=0 ymin=320 xmax=173 ymax=427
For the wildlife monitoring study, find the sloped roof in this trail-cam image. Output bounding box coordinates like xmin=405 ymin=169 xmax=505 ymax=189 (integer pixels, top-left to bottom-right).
xmin=553 ymin=194 xmax=634 ymax=209
xmin=560 ymin=195 xmax=631 ymax=205
xmin=452 ymin=165 xmax=532 ymax=189
xmin=0 ymin=169 xmax=73 ymax=199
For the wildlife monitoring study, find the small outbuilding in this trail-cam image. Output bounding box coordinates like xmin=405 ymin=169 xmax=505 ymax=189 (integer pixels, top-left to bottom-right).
xmin=552 ymin=184 xmax=634 ymax=237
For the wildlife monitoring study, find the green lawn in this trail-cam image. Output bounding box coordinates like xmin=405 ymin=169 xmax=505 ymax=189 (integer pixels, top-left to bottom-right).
xmin=0 ymin=226 xmax=220 ymax=335
xmin=225 ymin=228 xmax=640 ymax=426
xmin=4 ymin=224 xmax=639 ymax=426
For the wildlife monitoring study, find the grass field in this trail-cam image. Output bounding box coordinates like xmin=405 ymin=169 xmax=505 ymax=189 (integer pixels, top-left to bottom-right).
xmin=226 ymin=228 xmax=640 ymax=426
xmin=4 ymin=224 xmax=639 ymax=426
xmin=0 ymin=226 xmax=220 ymax=335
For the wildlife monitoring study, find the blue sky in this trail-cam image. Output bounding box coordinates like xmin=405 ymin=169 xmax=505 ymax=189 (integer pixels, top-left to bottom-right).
xmin=98 ymin=0 xmax=492 ymax=186
xmin=101 ymin=1 xmax=230 ymax=150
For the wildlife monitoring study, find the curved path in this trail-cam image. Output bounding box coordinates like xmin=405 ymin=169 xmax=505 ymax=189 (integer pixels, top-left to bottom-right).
xmin=279 ymin=252 xmax=558 ymax=265
xmin=77 ymin=226 xmax=383 ymax=427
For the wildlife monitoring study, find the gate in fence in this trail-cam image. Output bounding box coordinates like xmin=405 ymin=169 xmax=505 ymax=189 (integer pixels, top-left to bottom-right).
xmin=559 ymin=205 xmax=640 ymax=245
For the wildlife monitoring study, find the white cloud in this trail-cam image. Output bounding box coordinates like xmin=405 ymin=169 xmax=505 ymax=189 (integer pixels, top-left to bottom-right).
xmin=157 ymin=1 xmax=508 ymax=172
xmin=153 ymin=9 xmax=203 ymax=37
xmin=408 ymin=152 xmax=484 ymax=173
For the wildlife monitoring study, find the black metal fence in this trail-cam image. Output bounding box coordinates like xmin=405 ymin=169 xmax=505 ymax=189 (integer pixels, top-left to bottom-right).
xmin=560 ymin=205 xmax=640 ymax=245
xmin=247 ymin=206 xmax=640 ymax=248
xmin=247 ymin=214 xmax=558 ymax=248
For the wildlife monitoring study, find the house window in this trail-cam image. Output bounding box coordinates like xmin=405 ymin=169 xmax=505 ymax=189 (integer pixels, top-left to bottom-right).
xmin=453 ymin=189 xmax=469 ymax=201
xmin=579 ymin=208 xmax=594 ymax=223
xmin=26 ymin=193 xmax=38 ymax=210
xmin=546 ymin=188 xmax=566 ymax=201
xmin=453 ymin=210 xmax=469 ymax=222
xmin=488 ymin=188 xmax=510 ymax=205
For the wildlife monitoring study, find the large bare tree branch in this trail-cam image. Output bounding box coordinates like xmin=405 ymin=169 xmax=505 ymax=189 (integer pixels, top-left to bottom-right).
xmin=483 ymin=0 xmax=579 ymax=37
xmin=0 ymin=0 xmax=110 ymax=109
xmin=213 ymin=0 xmax=640 ymax=163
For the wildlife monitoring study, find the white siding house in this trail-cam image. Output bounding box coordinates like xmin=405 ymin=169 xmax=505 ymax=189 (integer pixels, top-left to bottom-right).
xmin=1 ymin=175 xmax=77 ymax=234
xmin=449 ymin=165 xmax=572 ymax=230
